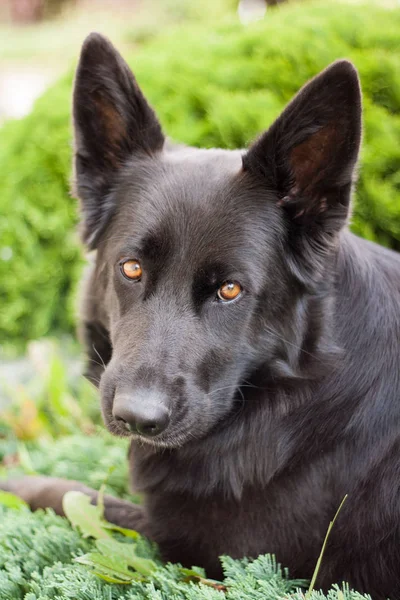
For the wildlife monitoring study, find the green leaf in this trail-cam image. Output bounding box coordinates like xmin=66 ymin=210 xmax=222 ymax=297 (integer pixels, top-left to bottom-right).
xmin=179 ymin=567 xmax=206 ymax=578
xmin=91 ymin=571 xmax=134 ymax=584
xmin=102 ymin=522 xmax=140 ymax=539
xmin=64 ymin=491 xmax=155 ymax=584
xmin=62 ymin=491 xmax=112 ymax=540
xmin=75 ymin=551 xmax=142 ymax=583
xmin=0 ymin=490 xmax=28 ymax=509
xmin=75 ymin=539 xmax=157 ymax=584
xmin=96 ymin=538 xmax=158 ymax=576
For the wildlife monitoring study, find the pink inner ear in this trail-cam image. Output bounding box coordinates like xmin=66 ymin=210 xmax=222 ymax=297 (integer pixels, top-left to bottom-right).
xmin=289 ymin=124 xmax=339 ymax=194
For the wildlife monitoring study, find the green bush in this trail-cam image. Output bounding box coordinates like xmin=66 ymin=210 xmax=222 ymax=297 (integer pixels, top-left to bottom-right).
xmin=1 ymin=0 xmax=400 ymax=346
xmin=0 ymin=78 xmax=80 ymax=344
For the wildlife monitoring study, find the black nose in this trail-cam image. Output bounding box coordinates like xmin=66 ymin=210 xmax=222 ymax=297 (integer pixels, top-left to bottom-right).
xmin=112 ymin=390 xmax=170 ymax=437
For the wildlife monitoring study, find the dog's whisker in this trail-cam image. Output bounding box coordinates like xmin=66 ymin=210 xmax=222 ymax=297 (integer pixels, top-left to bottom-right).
xmin=207 ymin=385 xmax=237 ymax=397
xmin=92 ymin=345 xmax=106 ymax=371
xmin=87 ymin=358 xmax=105 ymax=370
xmin=262 ymin=326 xmax=322 ymax=362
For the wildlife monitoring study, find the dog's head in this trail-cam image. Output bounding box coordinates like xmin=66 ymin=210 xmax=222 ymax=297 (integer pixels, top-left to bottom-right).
xmin=73 ymin=33 xmax=361 ymax=449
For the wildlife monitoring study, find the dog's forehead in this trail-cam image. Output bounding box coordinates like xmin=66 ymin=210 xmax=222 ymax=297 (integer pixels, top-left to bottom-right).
xmin=104 ymin=148 xmax=283 ymax=293
xmin=145 ymin=146 xmax=245 ymax=214
xmin=113 ymin=147 xmax=276 ymax=258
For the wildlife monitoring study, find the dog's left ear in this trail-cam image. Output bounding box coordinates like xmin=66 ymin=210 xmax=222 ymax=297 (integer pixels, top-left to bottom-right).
xmin=243 ymin=60 xmax=362 ymax=283
xmin=73 ymin=33 xmax=165 ymax=248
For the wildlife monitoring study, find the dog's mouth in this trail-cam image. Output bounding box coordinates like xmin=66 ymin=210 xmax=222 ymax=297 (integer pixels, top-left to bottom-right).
xmin=107 ymin=417 xmax=204 ymax=450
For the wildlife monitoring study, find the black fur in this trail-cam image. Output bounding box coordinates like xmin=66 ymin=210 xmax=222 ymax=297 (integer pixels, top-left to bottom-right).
xmin=6 ymin=34 xmax=400 ymax=600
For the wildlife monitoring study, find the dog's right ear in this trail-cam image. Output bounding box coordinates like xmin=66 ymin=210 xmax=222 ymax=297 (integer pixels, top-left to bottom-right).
xmin=73 ymin=33 xmax=165 ymax=248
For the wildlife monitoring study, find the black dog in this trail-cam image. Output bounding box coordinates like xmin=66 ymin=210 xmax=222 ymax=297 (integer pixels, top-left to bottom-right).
xmin=4 ymin=34 xmax=400 ymax=599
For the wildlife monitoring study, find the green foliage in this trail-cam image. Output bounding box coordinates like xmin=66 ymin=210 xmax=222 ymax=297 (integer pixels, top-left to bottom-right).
xmin=0 ymin=504 xmax=91 ymax=600
xmin=0 ymin=490 xmax=28 ymax=509
xmin=0 ymin=77 xmax=80 ymax=344
xmin=0 ymin=500 xmax=371 ymax=600
xmin=0 ymin=339 xmax=101 ymax=440
xmin=0 ymin=432 xmax=132 ymax=500
xmin=1 ymin=1 xmax=400 ymax=347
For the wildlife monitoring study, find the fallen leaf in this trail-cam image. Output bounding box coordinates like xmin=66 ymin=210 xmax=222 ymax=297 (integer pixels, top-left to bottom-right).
xmin=63 ymin=491 xmax=112 ymax=540
xmin=75 ymin=551 xmax=141 ymax=583
xmin=96 ymin=538 xmax=158 ymax=576
xmin=75 ymin=538 xmax=157 ymax=584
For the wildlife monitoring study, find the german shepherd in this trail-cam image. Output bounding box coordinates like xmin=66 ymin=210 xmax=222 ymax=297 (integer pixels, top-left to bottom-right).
xmin=4 ymin=34 xmax=400 ymax=599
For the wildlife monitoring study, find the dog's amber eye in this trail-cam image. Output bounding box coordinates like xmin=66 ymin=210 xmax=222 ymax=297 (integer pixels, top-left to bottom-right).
xmin=217 ymin=281 xmax=242 ymax=302
xmin=121 ymin=259 xmax=142 ymax=281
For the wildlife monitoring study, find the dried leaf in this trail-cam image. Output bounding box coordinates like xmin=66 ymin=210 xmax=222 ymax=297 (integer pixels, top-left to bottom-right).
xmin=306 ymin=495 xmax=348 ymax=598
xmin=180 ymin=569 xmax=227 ymax=591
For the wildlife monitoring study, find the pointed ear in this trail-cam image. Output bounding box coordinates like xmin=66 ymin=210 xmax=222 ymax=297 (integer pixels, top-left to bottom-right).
xmin=243 ymin=60 xmax=362 ymax=282
xmin=72 ymin=33 xmax=165 ymax=248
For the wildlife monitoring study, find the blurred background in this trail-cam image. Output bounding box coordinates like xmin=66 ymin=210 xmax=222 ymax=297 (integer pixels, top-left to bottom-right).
xmin=0 ymin=0 xmax=400 ymax=483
